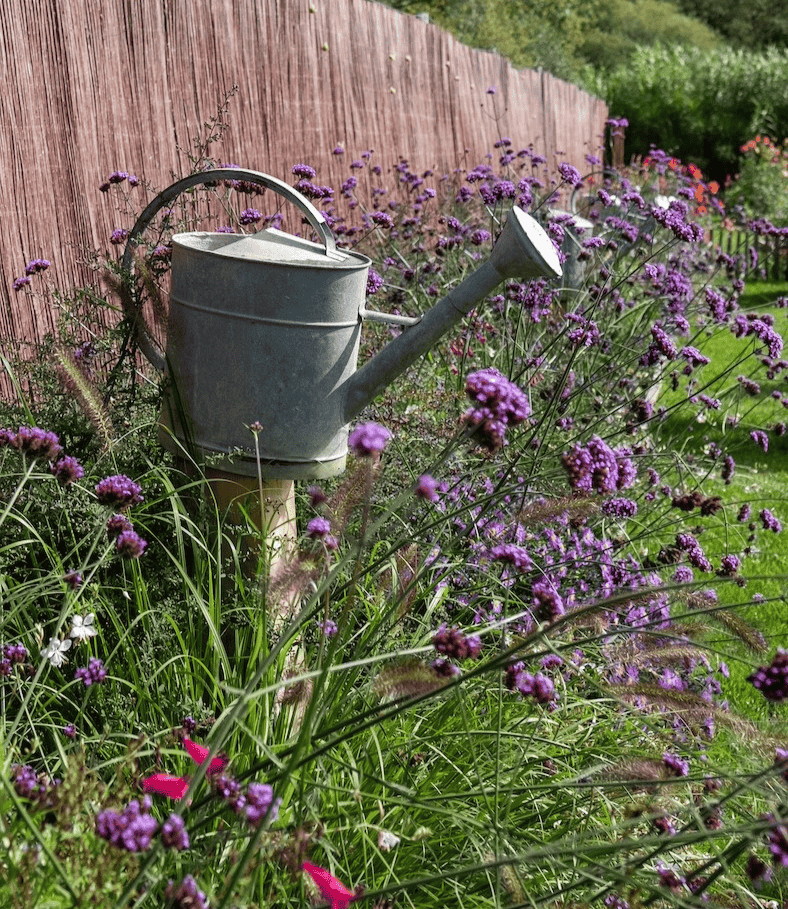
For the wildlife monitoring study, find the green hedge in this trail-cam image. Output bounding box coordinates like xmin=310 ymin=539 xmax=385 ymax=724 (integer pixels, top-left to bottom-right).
xmin=601 ymin=44 xmax=788 ymax=183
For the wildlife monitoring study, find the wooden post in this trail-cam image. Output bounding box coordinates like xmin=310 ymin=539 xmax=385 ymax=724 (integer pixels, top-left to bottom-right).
xmin=205 ymin=468 xmax=298 ymax=576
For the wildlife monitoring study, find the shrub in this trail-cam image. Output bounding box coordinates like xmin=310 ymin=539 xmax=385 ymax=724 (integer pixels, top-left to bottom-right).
xmin=602 ymin=44 xmax=788 ymax=185
xmin=725 ymin=135 xmax=788 ymax=224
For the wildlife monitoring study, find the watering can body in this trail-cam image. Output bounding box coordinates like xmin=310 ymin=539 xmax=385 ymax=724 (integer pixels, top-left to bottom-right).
xmin=162 ymin=229 xmax=371 ymax=478
xmin=124 ymin=169 xmax=561 ymax=479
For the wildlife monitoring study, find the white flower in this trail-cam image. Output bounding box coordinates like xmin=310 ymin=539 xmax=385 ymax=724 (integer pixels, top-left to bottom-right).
xmin=70 ymin=613 xmax=97 ymax=640
xmin=41 ymin=636 xmax=72 ymax=667
xmin=378 ymin=829 xmax=401 ymax=852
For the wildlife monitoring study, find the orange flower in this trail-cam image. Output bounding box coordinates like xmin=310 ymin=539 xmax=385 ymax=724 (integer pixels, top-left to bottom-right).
xmin=708 ymin=181 xmax=719 ymax=195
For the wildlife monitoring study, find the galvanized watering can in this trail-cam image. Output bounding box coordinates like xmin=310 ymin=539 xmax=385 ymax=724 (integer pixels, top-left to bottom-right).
xmin=123 ymin=169 xmax=562 ymax=479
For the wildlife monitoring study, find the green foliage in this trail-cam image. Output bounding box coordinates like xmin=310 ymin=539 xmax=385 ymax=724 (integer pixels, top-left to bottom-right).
xmin=424 ymin=0 xmax=606 ymax=83
xmin=377 ymin=0 xmax=721 ymax=82
xmin=724 ymin=136 xmax=788 ymax=224
xmin=601 ymin=44 xmax=788 ymax=184
xmin=676 ymin=0 xmax=788 ymax=49
xmin=579 ymin=0 xmax=721 ymax=70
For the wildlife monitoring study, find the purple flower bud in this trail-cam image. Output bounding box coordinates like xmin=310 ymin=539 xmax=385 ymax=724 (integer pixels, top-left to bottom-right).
xmin=161 ymin=813 xmax=190 ymax=851
xmin=291 ymin=163 xmax=317 ymax=179
xmin=415 ymin=474 xmax=439 ymax=502
xmin=348 ymin=422 xmax=392 ymax=457
xmin=95 ymin=475 xmax=144 ymax=509
xmin=748 ymin=649 xmax=788 ymax=701
xmin=74 ymin=657 xmax=108 ymax=687
xmin=239 ymin=208 xmax=262 ymax=225
xmin=115 ymin=529 xmax=148 ymax=559
xmin=51 ymin=455 xmax=84 ymax=485
xmin=366 ymin=268 xmax=384 ymax=295
xmin=307 ymin=516 xmax=332 ymax=538
xmin=106 ymin=514 xmax=134 ymax=540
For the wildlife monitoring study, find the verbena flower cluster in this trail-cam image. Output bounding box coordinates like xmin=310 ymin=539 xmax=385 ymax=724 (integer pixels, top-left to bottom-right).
xmin=748 ymin=649 xmax=788 ymax=701
xmin=462 ymin=367 xmax=531 ymax=450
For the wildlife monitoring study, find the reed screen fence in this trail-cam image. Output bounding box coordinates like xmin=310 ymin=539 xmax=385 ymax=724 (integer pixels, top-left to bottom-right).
xmin=0 ymin=0 xmax=608 ymax=380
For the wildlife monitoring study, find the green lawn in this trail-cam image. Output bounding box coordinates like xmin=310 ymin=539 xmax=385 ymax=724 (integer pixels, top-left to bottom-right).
xmin=656 ymin=280 xmax=788 ymax=724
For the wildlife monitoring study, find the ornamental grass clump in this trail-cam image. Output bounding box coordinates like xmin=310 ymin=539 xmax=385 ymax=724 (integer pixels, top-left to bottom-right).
xmin=1 ymin=97 xmax=788 ymax=907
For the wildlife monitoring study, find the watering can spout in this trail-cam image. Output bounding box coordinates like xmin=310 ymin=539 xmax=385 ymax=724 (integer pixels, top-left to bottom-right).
xmin=344 ymin=206 xmax=562 ymax=422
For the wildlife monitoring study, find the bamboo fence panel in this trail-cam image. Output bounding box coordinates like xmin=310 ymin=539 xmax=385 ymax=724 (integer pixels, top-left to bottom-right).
xmin=0 ymin=0 xmax=608 ymax=373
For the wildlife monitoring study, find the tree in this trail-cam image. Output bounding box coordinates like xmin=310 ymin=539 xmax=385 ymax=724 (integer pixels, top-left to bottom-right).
xmin=676 ymin=0 xmax=788 ymax=48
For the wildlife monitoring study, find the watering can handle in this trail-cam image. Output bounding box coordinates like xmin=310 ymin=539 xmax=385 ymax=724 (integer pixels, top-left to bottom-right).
xmin=121 ymin=168 xmax=337 ymax=372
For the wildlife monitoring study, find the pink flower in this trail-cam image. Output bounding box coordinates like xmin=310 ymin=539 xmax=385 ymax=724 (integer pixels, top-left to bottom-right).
xmin=143 ymin=737 xmax=227 ymax=800
xmin=142 ymin=773 xmax=190 ymax=800
xmin=182 ymin=736 xmax=227 ymax=775
xmin=302 ymin=862 xmax=356 ymax=908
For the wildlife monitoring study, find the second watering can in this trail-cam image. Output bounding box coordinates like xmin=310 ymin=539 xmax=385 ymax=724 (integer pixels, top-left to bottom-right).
xmin=123 ymin=169 xmax=562 ymax=479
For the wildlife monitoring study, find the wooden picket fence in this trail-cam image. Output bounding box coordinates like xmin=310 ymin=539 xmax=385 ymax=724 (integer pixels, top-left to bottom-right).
xmin=707 ymin=226 xmax=788 ymax=281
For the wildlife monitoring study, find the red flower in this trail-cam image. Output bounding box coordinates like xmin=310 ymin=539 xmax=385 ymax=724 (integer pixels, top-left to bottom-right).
xmin=143 ymin=773 xmax=190 ymax=800
xmin=142 ymin=737 xmax=227 ymax=800
xmin=302 ymin=862 xmax=356 ymax=908
xmin=183 ymin=736 xmax=227 ymax=775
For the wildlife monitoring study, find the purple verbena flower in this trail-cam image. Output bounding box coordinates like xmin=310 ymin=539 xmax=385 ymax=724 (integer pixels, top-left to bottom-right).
xmin=432 ymin=624 xmax=482 ymax=661
xmin=415 ymin=474 xmax=439 ymax=502
xmin=463 ymin=368 xmax=530 ymax=451
xmin=348 ymin=422 xmax=391 ymax=457
xmin=115 ymin=529 xmax=148 ymax=559
xmin=24 ymin=258 xmax=51 ymax=275
xmin=748 ymin=649 xmax=788 ymax=701
xmin=366 ymin=268 xmax=384 ymax=295
xmin=106 ymin=514 xmax=134 ymax=540
xmin=291 ymin=163 xmax=317 ymax=179
xmin=768 ymin=821 xmax=788 ymax=868
xmin=164 ymin=876 xmax=209 ymax=909
xmin=243 ymin=781 xmax=281 ymax=828
xmin=561 ymin=436 xmax=636 ymax=495
xmin=239 ymin=208 xmax=262 ymax=225
xmin=4 ymin=643 xmax=28 ymax=664
xmin=663 ymin=752 xmax=690 ymax=777
xmin=558 ymin=162 xmax=583 ymax=187
xmin=12 ymin=426 xmax=63 ymax=460
xmin=74 ymin=657 xmax=107 ymax=687
xmin=95 ymin=796 xmax=158 ymax=852
xmin=307 ymin=516 xmax=332 ymax=539
xmin=760 ymin=509 xmax=782 ymax=533
xmin=317 ymin=618 xmax=338 ymax=637
xmin=95 ymin=474 xmax=143 ymax=509
xmin=51 ymin=455 xmax=84 ymax=485
xmin=161 ymin=813 xmax=190 ymax=851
